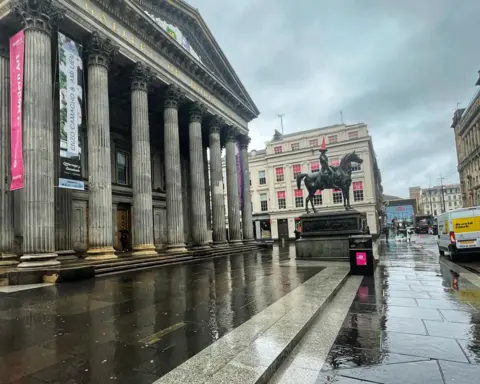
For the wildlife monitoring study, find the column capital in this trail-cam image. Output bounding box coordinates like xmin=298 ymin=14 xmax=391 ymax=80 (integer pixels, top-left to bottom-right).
xmin=164 ymin=84 xmax=184 ymax=109
xmin=208 ymin=115 xmax=224 ymax=135
xmin=131 ymin=62 xmax=155 ymax=92
xmin=188 ymin=102 xmax=206 ymax=123
xmin=238 ymin=135 xmax=251 ymax=150
xmin=85 ymin=31 xmax=119 ymax=70
xmin=225 ymin=126 xmax=239 ymax=143
xmin=11 ymin=0 xmax=65 ymax=36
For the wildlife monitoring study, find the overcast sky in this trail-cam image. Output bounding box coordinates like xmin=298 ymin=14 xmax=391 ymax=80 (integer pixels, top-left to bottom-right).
xmin=188 ymin=0 xmax=480 ymax=197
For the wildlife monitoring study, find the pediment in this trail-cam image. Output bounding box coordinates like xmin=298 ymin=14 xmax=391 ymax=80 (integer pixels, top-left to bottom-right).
xmin=132 ymin=0 xmax=259 ymax=118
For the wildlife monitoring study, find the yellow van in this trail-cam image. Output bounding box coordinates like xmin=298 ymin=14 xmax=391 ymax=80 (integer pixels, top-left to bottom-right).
xmin=437 ymin=207 xmax=480 ymax=261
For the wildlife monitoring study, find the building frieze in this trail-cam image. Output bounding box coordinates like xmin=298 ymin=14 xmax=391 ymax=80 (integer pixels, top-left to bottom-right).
xmin=133 ymin=0 xmax=258 ymax=115
xmin=79 ymin=0 xmax=257 ymax=122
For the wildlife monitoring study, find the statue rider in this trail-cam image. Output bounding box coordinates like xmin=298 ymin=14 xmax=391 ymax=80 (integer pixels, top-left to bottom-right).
xmin=319 ymin=137 xmax=339 ymax=189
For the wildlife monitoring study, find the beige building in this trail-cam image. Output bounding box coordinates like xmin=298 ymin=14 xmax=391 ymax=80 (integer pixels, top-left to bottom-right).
xmin=223 ymin=123 xmax=384 ymax=240
xmin=418 ymin=184 xmax=463 ymax=216
xmin=451 ymin=71 xmax=480 ymax=207
xmin=409 ymin=186 xmax=421 ymax=201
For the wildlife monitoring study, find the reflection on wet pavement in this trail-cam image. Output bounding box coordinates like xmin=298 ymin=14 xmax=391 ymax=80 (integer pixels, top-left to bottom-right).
xmin=0 ymin=248 xmax=322 ymax=383
xmin=319 ymin=240 xmax=480 ymax=384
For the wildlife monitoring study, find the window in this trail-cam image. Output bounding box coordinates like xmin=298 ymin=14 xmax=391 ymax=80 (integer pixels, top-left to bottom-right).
xmin=260 ymin=193 xmax=268 ymax=212
xmin=309 ymin=139 xmax=318 ymax=147
xmin=328 ymin=135 xmax=338 ymax=144
xmin=291 ymin=142 xmax=300 ymax=151
xmin=311 ymin=161 xmax=320 ymax=173
xmin=259 ymin=170 xmax=266 ymax=185
xmin=277 ymin=191 xmax=286 ymax=209
xmin=330 ymin=159 xmax=340 ymax=167
xmin=351 ymin=162 xmax=361 ymax=172
xmin=295 ymin=189 xmax=303 ymax=208
xmin=275 ymin=167 xmax=284 ymax=182
xmin=348 ymin=131 xmax=359 ymax=140
xmin=449 ymin=201 xmax=452 ymax=207
xmin=313 ymin=190 xmax=323 ymax=205
xmin=353 ymin=181 xmax=364 ymax=202
xmin=292 ymin=164 xmax=301 ymax=179
xmin=333 ymin=189 xmax=343 ymax=204
xmin=116 ymin=150 xmax=129 ymax=185
xmin=274 ymin=145 xmax=283 ymax=154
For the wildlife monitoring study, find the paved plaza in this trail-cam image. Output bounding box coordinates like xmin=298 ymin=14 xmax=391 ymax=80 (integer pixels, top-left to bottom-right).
xmin=1 ymin=239 xmax=480 ymax=383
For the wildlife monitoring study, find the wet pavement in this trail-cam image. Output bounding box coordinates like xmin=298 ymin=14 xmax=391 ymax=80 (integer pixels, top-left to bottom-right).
xmin=0 ymin=248 xmax=323 ymax=384
xmin=317 ymin=240 xmax=480 ymax=384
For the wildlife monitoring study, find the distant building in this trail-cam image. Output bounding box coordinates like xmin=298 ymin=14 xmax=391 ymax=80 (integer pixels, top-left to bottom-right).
xmin=222 ymin=123 xmax=384 ymax=240
xmin=409 ymin=186 xmax=421 ymax=200
xmin=451 ymin=70 xmax=480 ymax=207
xmin=419 ymin=184 xmax=463 ymax=216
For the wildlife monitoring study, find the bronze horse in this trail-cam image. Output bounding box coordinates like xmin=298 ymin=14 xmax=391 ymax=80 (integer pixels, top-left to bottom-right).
xmin=296 ymin=151 xmax=363 ymax=213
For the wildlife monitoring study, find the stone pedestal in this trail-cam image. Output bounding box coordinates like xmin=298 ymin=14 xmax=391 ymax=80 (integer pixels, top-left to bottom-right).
xmin=295 ymin=210 xmax=367 ymax=261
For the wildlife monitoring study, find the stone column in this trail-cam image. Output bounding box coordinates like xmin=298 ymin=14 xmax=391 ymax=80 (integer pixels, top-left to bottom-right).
xmin=239 ymin=135 xmax=255 ymax=242
xmin=131 ymin=62 xmax=157 ymax=256
xmin=84 ymin=31 xmax=118 ymax=260
xmin=186 ymin=102 xmax=210 ymax=249
xmin=163 ymin=85 xmax=187 ymax=253
xmin=12 ymin=0 xmax=65 ymax=267
xmin=224 ymin=126 xmax=242 ymax=244
xmin=203 ymin=145 xmax=212 ymax=231
xmin=0 ymin=43 xmax=16 ymax=265
xmin=208 ymin=117 xmax=228 ymax=246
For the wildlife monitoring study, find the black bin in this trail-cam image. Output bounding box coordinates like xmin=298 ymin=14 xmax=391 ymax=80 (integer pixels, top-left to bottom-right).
xmin=348 ymin=235 xmax=374 ymax=276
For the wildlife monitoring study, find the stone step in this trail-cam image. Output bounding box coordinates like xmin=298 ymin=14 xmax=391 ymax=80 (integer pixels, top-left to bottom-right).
xmin=95 ymin=255 xmax=194 ymax=275
xmin=153 ymin=265 xmax=350 ymax=384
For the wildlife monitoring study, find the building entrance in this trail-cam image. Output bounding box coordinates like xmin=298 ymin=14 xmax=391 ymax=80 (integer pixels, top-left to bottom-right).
xmin=116 ymin=205 xmax=132 ymax=251
xmin=277 ymin=219 xmax=289 ymax=241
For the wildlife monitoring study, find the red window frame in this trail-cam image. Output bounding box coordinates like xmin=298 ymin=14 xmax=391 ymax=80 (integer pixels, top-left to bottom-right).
xmin=294 ymin=189 xmax=303 ymax=197
xmin=330 ymin=159 xmax=340 ymax=166
xmin=353 ymin=181 xmax=363 ymax=191
xmin=311 ymin=161 xmax=320 ymax=172
xmin=277 ymin=191 xmax=286 ymax=199
xmin=315 ymin=190 xmax=322 ymax=195
xmin=292 ymin=164 xmax=301 ymax=175
xmin=328 ymin=135 xmax=338 ymax=143
xmin=275 ymin=167 xmax=284 ymax=176
xmin=274 ymin=145 xmax=283 ymax=154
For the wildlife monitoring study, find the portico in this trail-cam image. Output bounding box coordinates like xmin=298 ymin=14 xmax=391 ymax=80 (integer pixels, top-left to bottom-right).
xmin=0 ymin=0 xmax=258 ymax=268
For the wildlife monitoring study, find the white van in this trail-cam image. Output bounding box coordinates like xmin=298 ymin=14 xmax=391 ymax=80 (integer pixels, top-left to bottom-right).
xmin=437 ymin=207 xmax=480 ymax=261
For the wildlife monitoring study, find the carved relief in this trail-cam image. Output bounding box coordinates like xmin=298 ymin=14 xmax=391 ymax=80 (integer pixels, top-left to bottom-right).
xmin=131 ymin=61 xmax=155 ymax=92
xmin=85 ymin=31 xmax=119 ymax=69
xmin=11 ymin=0 xmax=65 ymax=36
xmin=164 ymin=84 xmax=184 ymax=109
xmin=188 ymin=101 xmax=206 ymax=123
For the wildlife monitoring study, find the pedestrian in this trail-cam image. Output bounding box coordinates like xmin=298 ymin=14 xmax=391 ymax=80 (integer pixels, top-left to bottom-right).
xmin=384 ymin=226 xmax=389 ymax=243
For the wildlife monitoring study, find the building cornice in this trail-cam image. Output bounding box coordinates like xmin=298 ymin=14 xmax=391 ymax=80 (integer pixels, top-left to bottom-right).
xmin=457 ymin=90 xmax=480 ymax=135
xmin=85 ymin=0 xmax=258 ymax=122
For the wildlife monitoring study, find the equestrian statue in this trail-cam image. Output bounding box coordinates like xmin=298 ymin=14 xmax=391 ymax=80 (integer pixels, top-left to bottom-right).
xmin=296 ymin=137 xmax=363 ymax=213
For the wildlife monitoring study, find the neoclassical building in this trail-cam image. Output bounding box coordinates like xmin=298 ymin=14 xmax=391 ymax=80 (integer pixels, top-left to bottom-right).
xmin=0 ymin=0 xmax=258 ymax=268
xmin=451 ymin=71 xmax=480 ymax=207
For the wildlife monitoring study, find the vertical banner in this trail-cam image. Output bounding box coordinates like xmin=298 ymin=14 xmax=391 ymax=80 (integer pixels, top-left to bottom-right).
xmin=236 ymin=142 xmax=244 ymax=210
xmin=9 ymin=30 xmax=25 ymax=191
xmin=58 ymin=32 xmax=84 ymax=190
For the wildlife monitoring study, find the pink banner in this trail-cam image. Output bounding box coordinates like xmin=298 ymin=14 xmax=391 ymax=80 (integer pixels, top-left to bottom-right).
xmin=9 ymin=30 xmax=25 ymax=191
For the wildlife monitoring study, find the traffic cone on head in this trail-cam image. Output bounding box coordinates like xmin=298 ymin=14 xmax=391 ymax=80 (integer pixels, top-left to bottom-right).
xmin=320 ymin=137 xmax=327 ymax=151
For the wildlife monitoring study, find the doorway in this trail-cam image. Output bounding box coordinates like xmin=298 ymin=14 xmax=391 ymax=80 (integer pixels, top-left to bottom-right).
xmin=116 ymin=205 xmax=132 ymax=251
xmin=277 ymin=219 xmax=289 ymax=241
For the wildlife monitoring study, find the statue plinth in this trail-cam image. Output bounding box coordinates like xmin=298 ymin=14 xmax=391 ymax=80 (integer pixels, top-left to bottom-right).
xmin=295 ymin=209 xmax=367 ymax=261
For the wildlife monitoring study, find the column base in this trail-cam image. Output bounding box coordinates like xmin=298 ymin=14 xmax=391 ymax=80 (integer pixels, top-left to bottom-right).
xmin=190 ymin=243 xmax=212 ymax=251
xmin=132 ymin=244 xmax=158 ymax=257
xmin=17 ymin=253 xmax=60 ymax=268
xmin=212 ymin=241 xmax=229 ymax=248
xmin=243 ymin=239 xmax=256 ymax=244
xmin=165 ymin=244 xmax=188 ymax=254
xmin=57 ymin=250 xmax=78 ymax=262
xmin=85 ymin=246 xmax=117 ymax=261
xmin=0 ymin=253 xmax=19 ymax=266
xmin=229 ymin=240 xmax=243 ymax=246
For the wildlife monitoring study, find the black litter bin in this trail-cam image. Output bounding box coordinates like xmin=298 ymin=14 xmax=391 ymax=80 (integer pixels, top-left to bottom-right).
xmin=349 ymin=235 xmax=374 ymax=276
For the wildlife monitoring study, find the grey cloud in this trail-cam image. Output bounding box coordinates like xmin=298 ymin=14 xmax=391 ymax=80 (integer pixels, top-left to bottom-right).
xmin=189 ymin=0 xmax=479 ymax=196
